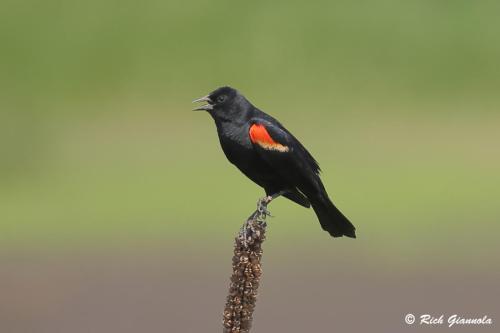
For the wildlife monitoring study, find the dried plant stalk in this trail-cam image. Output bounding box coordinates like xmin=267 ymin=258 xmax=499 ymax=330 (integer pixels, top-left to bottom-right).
xmin=222 ymin=197 xmax=272 ymax=333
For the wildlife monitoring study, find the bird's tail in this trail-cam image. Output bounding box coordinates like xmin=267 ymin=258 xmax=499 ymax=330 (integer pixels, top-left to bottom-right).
xmin=310 ymin=196 xmax=356 ymax=238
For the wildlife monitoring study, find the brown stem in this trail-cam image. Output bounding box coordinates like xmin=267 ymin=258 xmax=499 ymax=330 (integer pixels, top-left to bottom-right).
xmin=222 ymin=197 xmax=273 ymax=333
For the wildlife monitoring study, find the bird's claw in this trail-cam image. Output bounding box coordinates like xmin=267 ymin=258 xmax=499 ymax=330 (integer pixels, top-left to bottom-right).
xmin=256 ymin=196 xmax=272 ymax=218
xmin=241 ymin=196 xmax=273 ymax=247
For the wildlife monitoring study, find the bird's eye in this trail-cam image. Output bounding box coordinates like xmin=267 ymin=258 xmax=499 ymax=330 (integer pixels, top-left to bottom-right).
xmin=217 ymin=95 xmax=227 ymax=103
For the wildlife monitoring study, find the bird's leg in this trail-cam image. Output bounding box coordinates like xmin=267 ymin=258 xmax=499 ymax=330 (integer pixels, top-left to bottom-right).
xmin=256 ymin=197 xmax=271 ymax=217
xmin=257 ymin=191 xmax=285 ymax=216
xmin=242 ymin=191 xmax=286 ymax=247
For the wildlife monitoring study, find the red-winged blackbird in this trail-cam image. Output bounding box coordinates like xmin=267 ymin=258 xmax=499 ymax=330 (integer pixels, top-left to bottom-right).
xmin=194 ymin=86 xmax=356 ymax=238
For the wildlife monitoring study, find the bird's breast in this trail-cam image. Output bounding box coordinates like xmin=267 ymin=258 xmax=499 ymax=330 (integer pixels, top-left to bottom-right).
xmin=216 ymin=122 xmax=256 ymax=163
xmin=218 ymin=123 xmax=252 ymax=148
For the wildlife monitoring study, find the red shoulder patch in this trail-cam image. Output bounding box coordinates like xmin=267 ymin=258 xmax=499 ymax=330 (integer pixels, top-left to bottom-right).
xmin=249 ymin=124 xmax=276 ymax=145
xmin=249 ymin=124 xmax=289 ymax=152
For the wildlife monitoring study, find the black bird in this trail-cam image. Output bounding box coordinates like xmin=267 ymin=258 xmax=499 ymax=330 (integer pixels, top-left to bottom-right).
xmin=193 ymin=86 xmax=355 ymax=238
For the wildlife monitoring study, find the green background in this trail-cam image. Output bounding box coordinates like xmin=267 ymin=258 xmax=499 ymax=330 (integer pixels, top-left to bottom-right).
xmin=1 ymin=1 xmax=499 ymax=332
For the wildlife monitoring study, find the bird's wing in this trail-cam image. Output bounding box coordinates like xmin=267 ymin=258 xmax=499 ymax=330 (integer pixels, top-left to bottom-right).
xmin=248 ymin=119 xmax=323 ymax=193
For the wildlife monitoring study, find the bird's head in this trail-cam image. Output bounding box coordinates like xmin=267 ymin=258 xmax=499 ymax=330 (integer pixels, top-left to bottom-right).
xmin=193 ymin=86 xmax=251 ymax=122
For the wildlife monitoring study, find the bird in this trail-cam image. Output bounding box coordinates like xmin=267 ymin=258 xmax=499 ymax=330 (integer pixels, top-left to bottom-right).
xmin=193 ymin=86 xmax=356 ymax=238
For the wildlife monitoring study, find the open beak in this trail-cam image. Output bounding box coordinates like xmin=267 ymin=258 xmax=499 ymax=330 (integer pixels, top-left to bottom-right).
xmin=192 ymin=95 xmax=213 ymax=111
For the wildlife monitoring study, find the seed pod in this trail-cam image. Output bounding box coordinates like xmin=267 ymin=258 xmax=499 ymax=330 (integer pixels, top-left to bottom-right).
xmin=222 ymin=199 xmax=270 ymax=333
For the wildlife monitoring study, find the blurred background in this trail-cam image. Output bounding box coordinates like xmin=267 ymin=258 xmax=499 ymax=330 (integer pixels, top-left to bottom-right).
xmin=1 ymin=0 xmax=499 ymax=332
